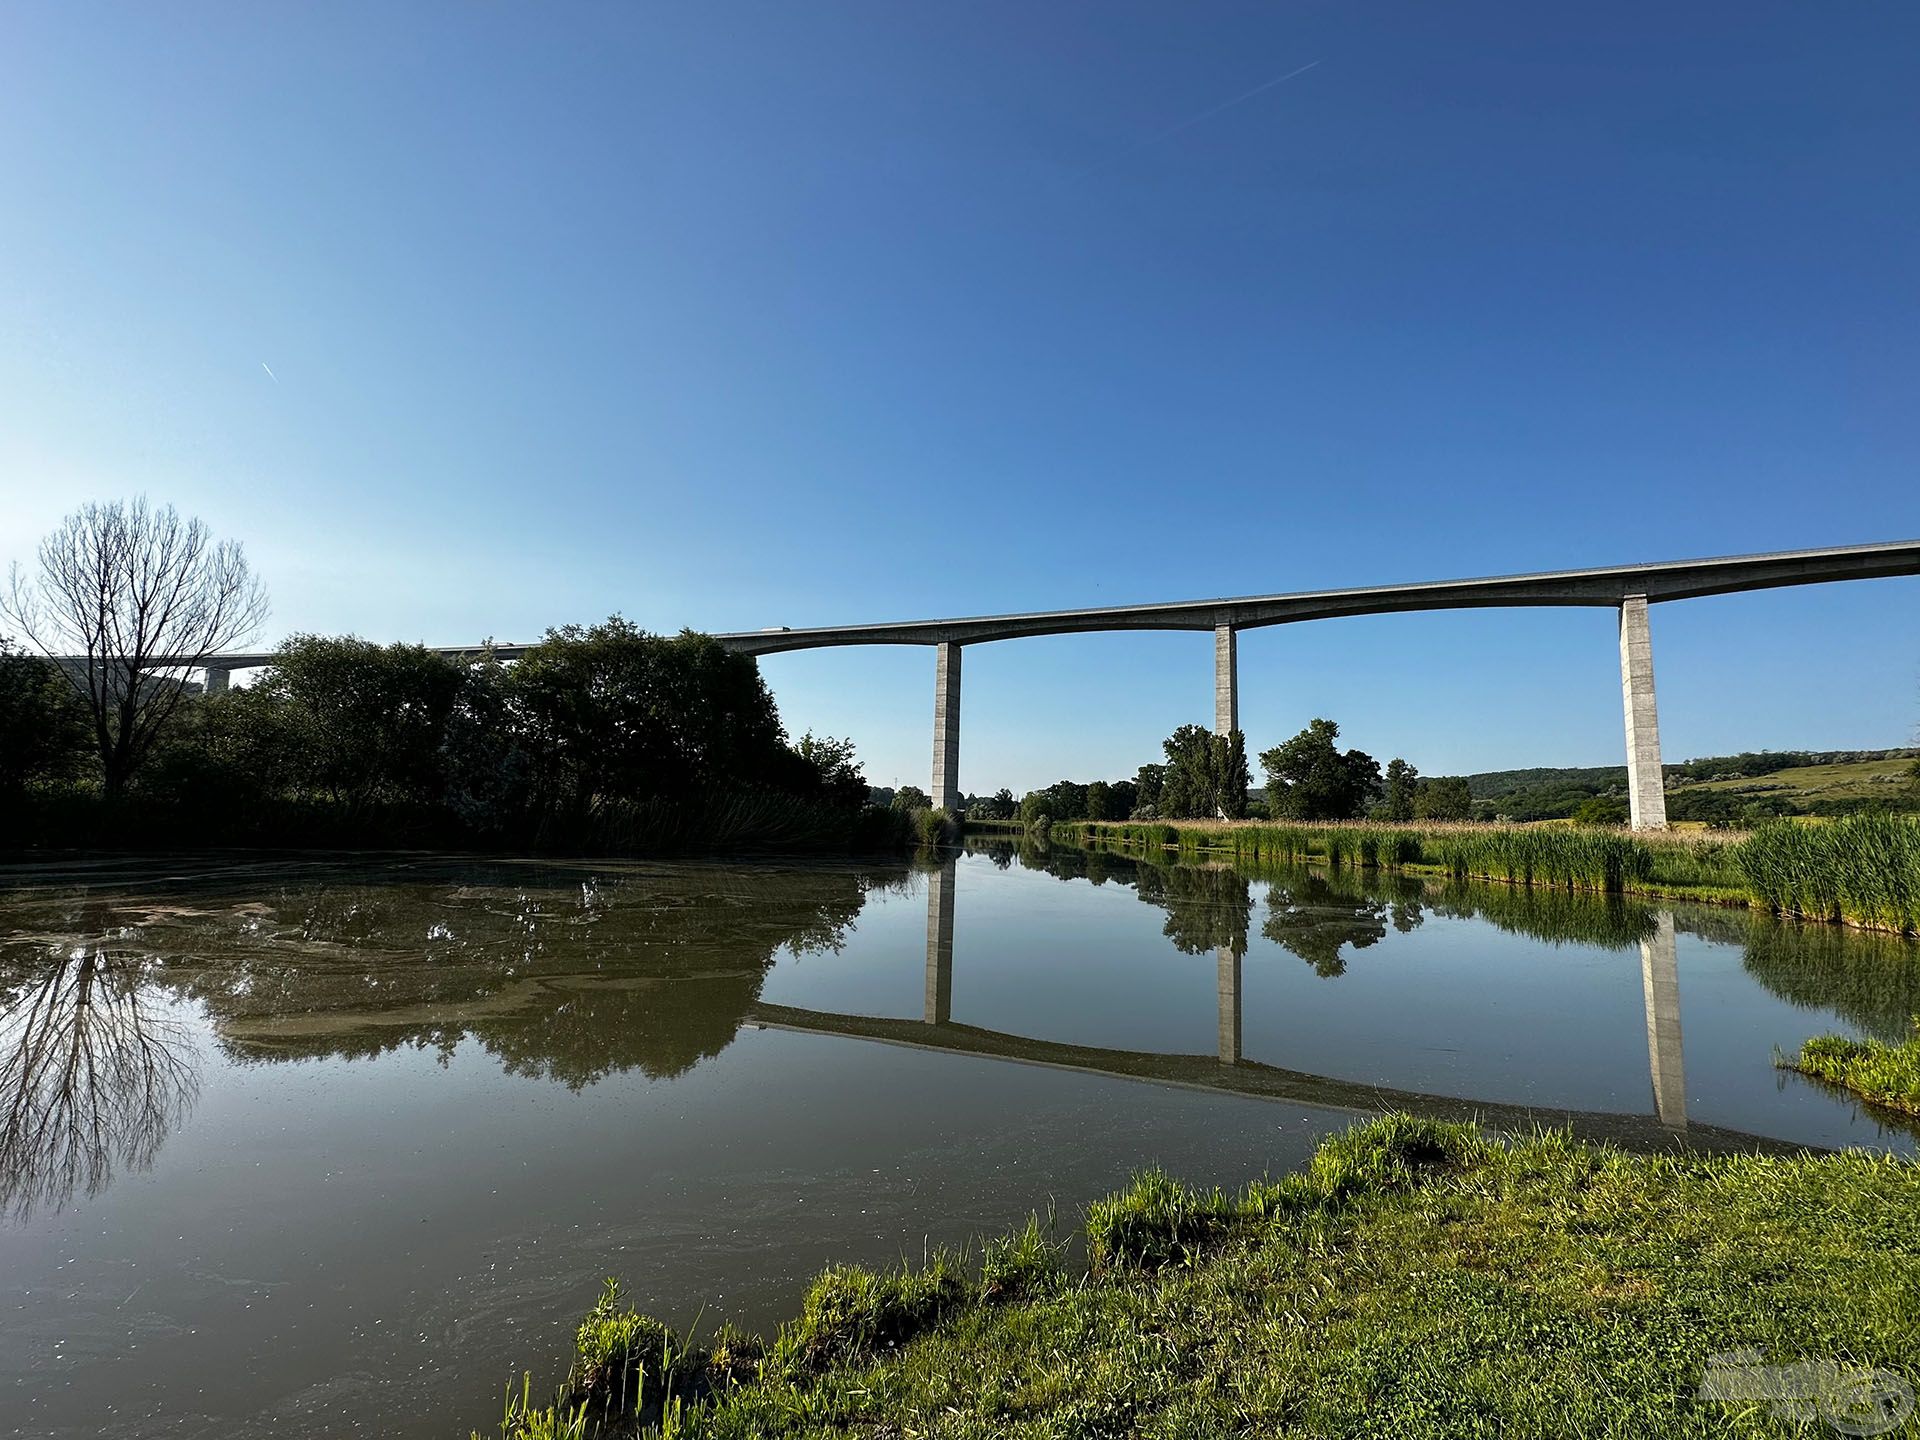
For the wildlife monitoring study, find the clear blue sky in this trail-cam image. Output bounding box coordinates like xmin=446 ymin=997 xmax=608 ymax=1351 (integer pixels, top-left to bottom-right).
xmin=3 ymin=3 xmax=1916 ymax=794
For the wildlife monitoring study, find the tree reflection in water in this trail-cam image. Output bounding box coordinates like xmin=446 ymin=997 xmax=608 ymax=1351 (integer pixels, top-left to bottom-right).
xmin=0 ymin=944 xmax=198 ymax=1220
xmin=0 ymin=859 xmax=904 ymax=1213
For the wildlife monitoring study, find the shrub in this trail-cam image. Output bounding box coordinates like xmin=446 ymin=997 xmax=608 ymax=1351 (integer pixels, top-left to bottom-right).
xmin=564 ymin=1279 xmax=688 ymax=1418
xmin=980 ymin=1214 xmax=1059 ymax=1301
xmin=1306 ymin=1114 xmax=1481 ymax=1203
xmin=1085 ymin=1169 xmax=1237 ymax=1272
xmin=775 ymin=1253 xmax=969 ymax=1370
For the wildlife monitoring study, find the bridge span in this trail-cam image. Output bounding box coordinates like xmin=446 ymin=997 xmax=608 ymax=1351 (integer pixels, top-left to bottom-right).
xmin=181 ymin=540 xmax=1920 ymax=830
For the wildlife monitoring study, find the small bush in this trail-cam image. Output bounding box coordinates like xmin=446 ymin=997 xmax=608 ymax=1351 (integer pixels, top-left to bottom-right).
xmin=980 ymin=1214 xmax=1059 ymax=1301
xmin=702 ymin=1323 xmax=765 ymax=1391
xmin=1306 ymin=1114 xmax=1481 ymax=1203
xmin=565 ymin=1279 xmax=687 ymax=1417
xmin=1085 ymin=1169 xmax=1238 ymax=1272
xmin=776 ymin=1252 xmax=969 ymax=1370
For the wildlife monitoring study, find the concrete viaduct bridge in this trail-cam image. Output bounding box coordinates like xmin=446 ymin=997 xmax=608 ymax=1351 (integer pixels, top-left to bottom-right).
xmin=187 ymin=540 xmax=1920 ymax=830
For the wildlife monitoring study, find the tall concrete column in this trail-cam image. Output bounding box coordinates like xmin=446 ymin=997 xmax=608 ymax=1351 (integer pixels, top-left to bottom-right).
xmin=1639 ymin=911 xmax=1686 ymax=1129
xmin=1618 ymin=595 xmax=1668 ymax=830
xmin=924 ymin=858 xmax=956 ymax=1025
xmin=1216 ymin=945 xmax=1242 ymax=1064
xmin=203 ymin=667 xmax=231 ymax=696
xmin=1213 ymin=624 xmax=1238 ymax=736
xmin=931 ymin=642 xmax=962 ymax=813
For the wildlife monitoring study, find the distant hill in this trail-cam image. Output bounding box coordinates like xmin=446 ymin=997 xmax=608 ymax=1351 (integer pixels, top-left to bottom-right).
xmin=1463 ymin=748 xmax=1919 ymax=822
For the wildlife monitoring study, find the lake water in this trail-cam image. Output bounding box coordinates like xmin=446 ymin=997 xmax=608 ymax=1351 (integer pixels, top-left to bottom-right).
xmin=2 ymin=843 xmax=1916 ymax=1438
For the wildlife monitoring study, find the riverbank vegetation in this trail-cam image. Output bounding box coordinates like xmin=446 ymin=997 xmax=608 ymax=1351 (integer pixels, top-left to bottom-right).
xmin=2 ymin=624 xmax=913 ymax=855
xmin=1784 ymin=1024 xmax=1920 ymax=1118
xmin=477 ymin=1114 xmax=1920 ymax=1439
xmin=1020 ymin=813 xmax=1920 ymax=934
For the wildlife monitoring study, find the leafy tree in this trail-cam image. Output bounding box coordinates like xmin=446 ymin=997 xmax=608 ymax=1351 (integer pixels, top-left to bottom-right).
xmin=992 ymin=787 xmax=1016 ymax=818
xmin=1572 ymin=795 xmax=1630 ymax=826
xmin=891 ymin=785 xmax=932 ymax=813
xmin=505 ymin=619 xmax=792 ymax=824
xmin=1259 ymin=718 xmax=1382 ymax=821
xmin=1413 ymin=775 xmax=1473 ymax=821
xmin=1107 ymin=778 xmax=1139 ymax=819
xmin=3 ymin=499 xmax=268 ymax=799
xmin=1086 ymin=780 xmax=1113 ymax=821
xmin=1133 ymin=764 xmax=1165 ymax=814
xmin=1155 ymin=727 xmax=1251 ymax=818
xmin=0 ymin=640 xmax=92 ymax=793
xmin=1218 ymin=731 xmax=1251 ymax=819
xmin=257 ymin=635 xmax=469 ymax=814
xmin=1158 ymin=726 xmax=1215 ymax=817
xmin=795 ymin=734 xmax=867 ymax=811
xmin=1380 ymin=758 xmax=1419 ymax=822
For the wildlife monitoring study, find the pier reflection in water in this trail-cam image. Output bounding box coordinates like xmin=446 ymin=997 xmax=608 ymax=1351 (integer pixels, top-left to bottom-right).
xmin=905 ymin=845 xmax=1703 ymax=1141
xmin=1 ymin=845 xmax=1916 ymax=1440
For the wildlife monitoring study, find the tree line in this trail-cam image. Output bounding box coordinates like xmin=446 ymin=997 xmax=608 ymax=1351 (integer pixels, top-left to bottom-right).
xmin=1 ymin=500 xmax=909 ymax=852
xmin=994 ymin=717 xmax=1474 ymax=825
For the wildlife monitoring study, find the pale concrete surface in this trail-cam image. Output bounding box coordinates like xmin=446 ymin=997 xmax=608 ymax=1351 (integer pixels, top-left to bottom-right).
xmin=1619 ymin=595 xmax=1668 ymax=830
xmin=1216 ymin=946 xmax=1242 ymax=1065
xmin=924 ymin=860 xmax=955 ymax=1025
xmin=1213 ymin=624 xmax=1238 ymax=736
xmin=1640 ymin=911 xmax=1687 ymax=1129
xmin=930 ymin=642 xmax=962 ymax=813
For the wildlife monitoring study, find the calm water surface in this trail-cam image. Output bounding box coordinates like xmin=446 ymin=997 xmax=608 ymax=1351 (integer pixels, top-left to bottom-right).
xmin=2 ymin=843 xmax=1916 ymax=1438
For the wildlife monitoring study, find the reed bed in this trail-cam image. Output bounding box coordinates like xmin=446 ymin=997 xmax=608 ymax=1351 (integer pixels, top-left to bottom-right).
xmin=1025 ymin=814 xmax=1920 ymax=934
xmin=1737 ymin=814 xmax=1920 ymax=934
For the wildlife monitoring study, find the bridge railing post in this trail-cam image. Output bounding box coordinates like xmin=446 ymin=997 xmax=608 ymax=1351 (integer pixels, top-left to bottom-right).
xmin=931 ymin=642 xmax=962 ymax=813
xmin=1618 ymin=595 xmax=1668 ymax=830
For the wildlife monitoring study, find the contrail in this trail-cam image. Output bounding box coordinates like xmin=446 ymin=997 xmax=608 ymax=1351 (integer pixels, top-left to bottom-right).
xmin=1086 ymin=59 xmax=1323 ymax=173
xmin=260 ymin=362 xmax=277 ymax=382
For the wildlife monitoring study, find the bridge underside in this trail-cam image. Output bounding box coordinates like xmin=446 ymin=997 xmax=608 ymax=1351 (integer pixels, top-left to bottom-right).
xmin=127 ymin=540 xmax=1920 ymax=833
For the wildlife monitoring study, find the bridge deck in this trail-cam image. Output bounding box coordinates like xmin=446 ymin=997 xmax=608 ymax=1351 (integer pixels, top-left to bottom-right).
xmin=134 ymin=539 xmax=1920 ymax=668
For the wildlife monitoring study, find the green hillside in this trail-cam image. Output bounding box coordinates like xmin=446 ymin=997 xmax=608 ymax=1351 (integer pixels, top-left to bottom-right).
xmin=1464 ymin=748 xmax=1919 ymax=823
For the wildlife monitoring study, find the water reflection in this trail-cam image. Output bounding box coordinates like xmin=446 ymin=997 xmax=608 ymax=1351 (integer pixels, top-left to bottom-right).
xmin=4 ymin=843 xmax=1918 ymax=1217
xmin=928 ymin=842 xmax=1701 ymax=1139
xmin=0 ymin=944 xmax=198 ymax=1220
xmin=0 ymin=860 xmax=903 ymax=1213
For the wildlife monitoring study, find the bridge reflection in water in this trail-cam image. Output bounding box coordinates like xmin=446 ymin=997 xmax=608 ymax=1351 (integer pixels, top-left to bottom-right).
xmin=755 ymin=854 xmax=1745 ymax=1156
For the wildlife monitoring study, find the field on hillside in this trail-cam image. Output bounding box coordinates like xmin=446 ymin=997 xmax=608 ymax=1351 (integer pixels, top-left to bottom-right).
xmin=1671 ymin=756 xmax=1916 ymax=806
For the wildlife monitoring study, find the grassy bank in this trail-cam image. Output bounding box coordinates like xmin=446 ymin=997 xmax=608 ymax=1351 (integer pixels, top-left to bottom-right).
xmin=1784 ymin=1023 xmax=1920 ymax=1118
xmin=1016 ymin=814 xmax=1920 ymax=934
xmin=478 ymin=1115 xmax=1919 ymax=1439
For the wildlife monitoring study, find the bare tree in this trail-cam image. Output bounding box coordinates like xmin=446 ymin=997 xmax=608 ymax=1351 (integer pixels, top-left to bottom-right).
xmin=3 ymin=498 xmax=268 ymax=798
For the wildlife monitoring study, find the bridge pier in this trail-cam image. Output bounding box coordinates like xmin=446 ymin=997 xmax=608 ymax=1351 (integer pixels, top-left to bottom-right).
xmin=931 ymin=642 xmax=961 ymax=813
xmin=1618 ymin=595 xmax=1668 ymax=830
xmin=1216 ymin=945 xmax=1241 ymax=1064
xmin=1213 ymin=624 xmax=1237 ymax=735
xmin=925 ymin=859 xmax=955 ymax=1024
xmin=203 ymin=666 xmax=231 ymax=695
xmin=1640 ymin=911 xmax=1686 ymax=1128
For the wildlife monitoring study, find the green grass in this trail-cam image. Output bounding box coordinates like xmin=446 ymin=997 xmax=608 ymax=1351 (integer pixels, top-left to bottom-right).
xmin=477 ymin=1115 xmax=1920 ymax=1438
xmin=1784 ymin=1021 xmax=1920 ymax=1118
